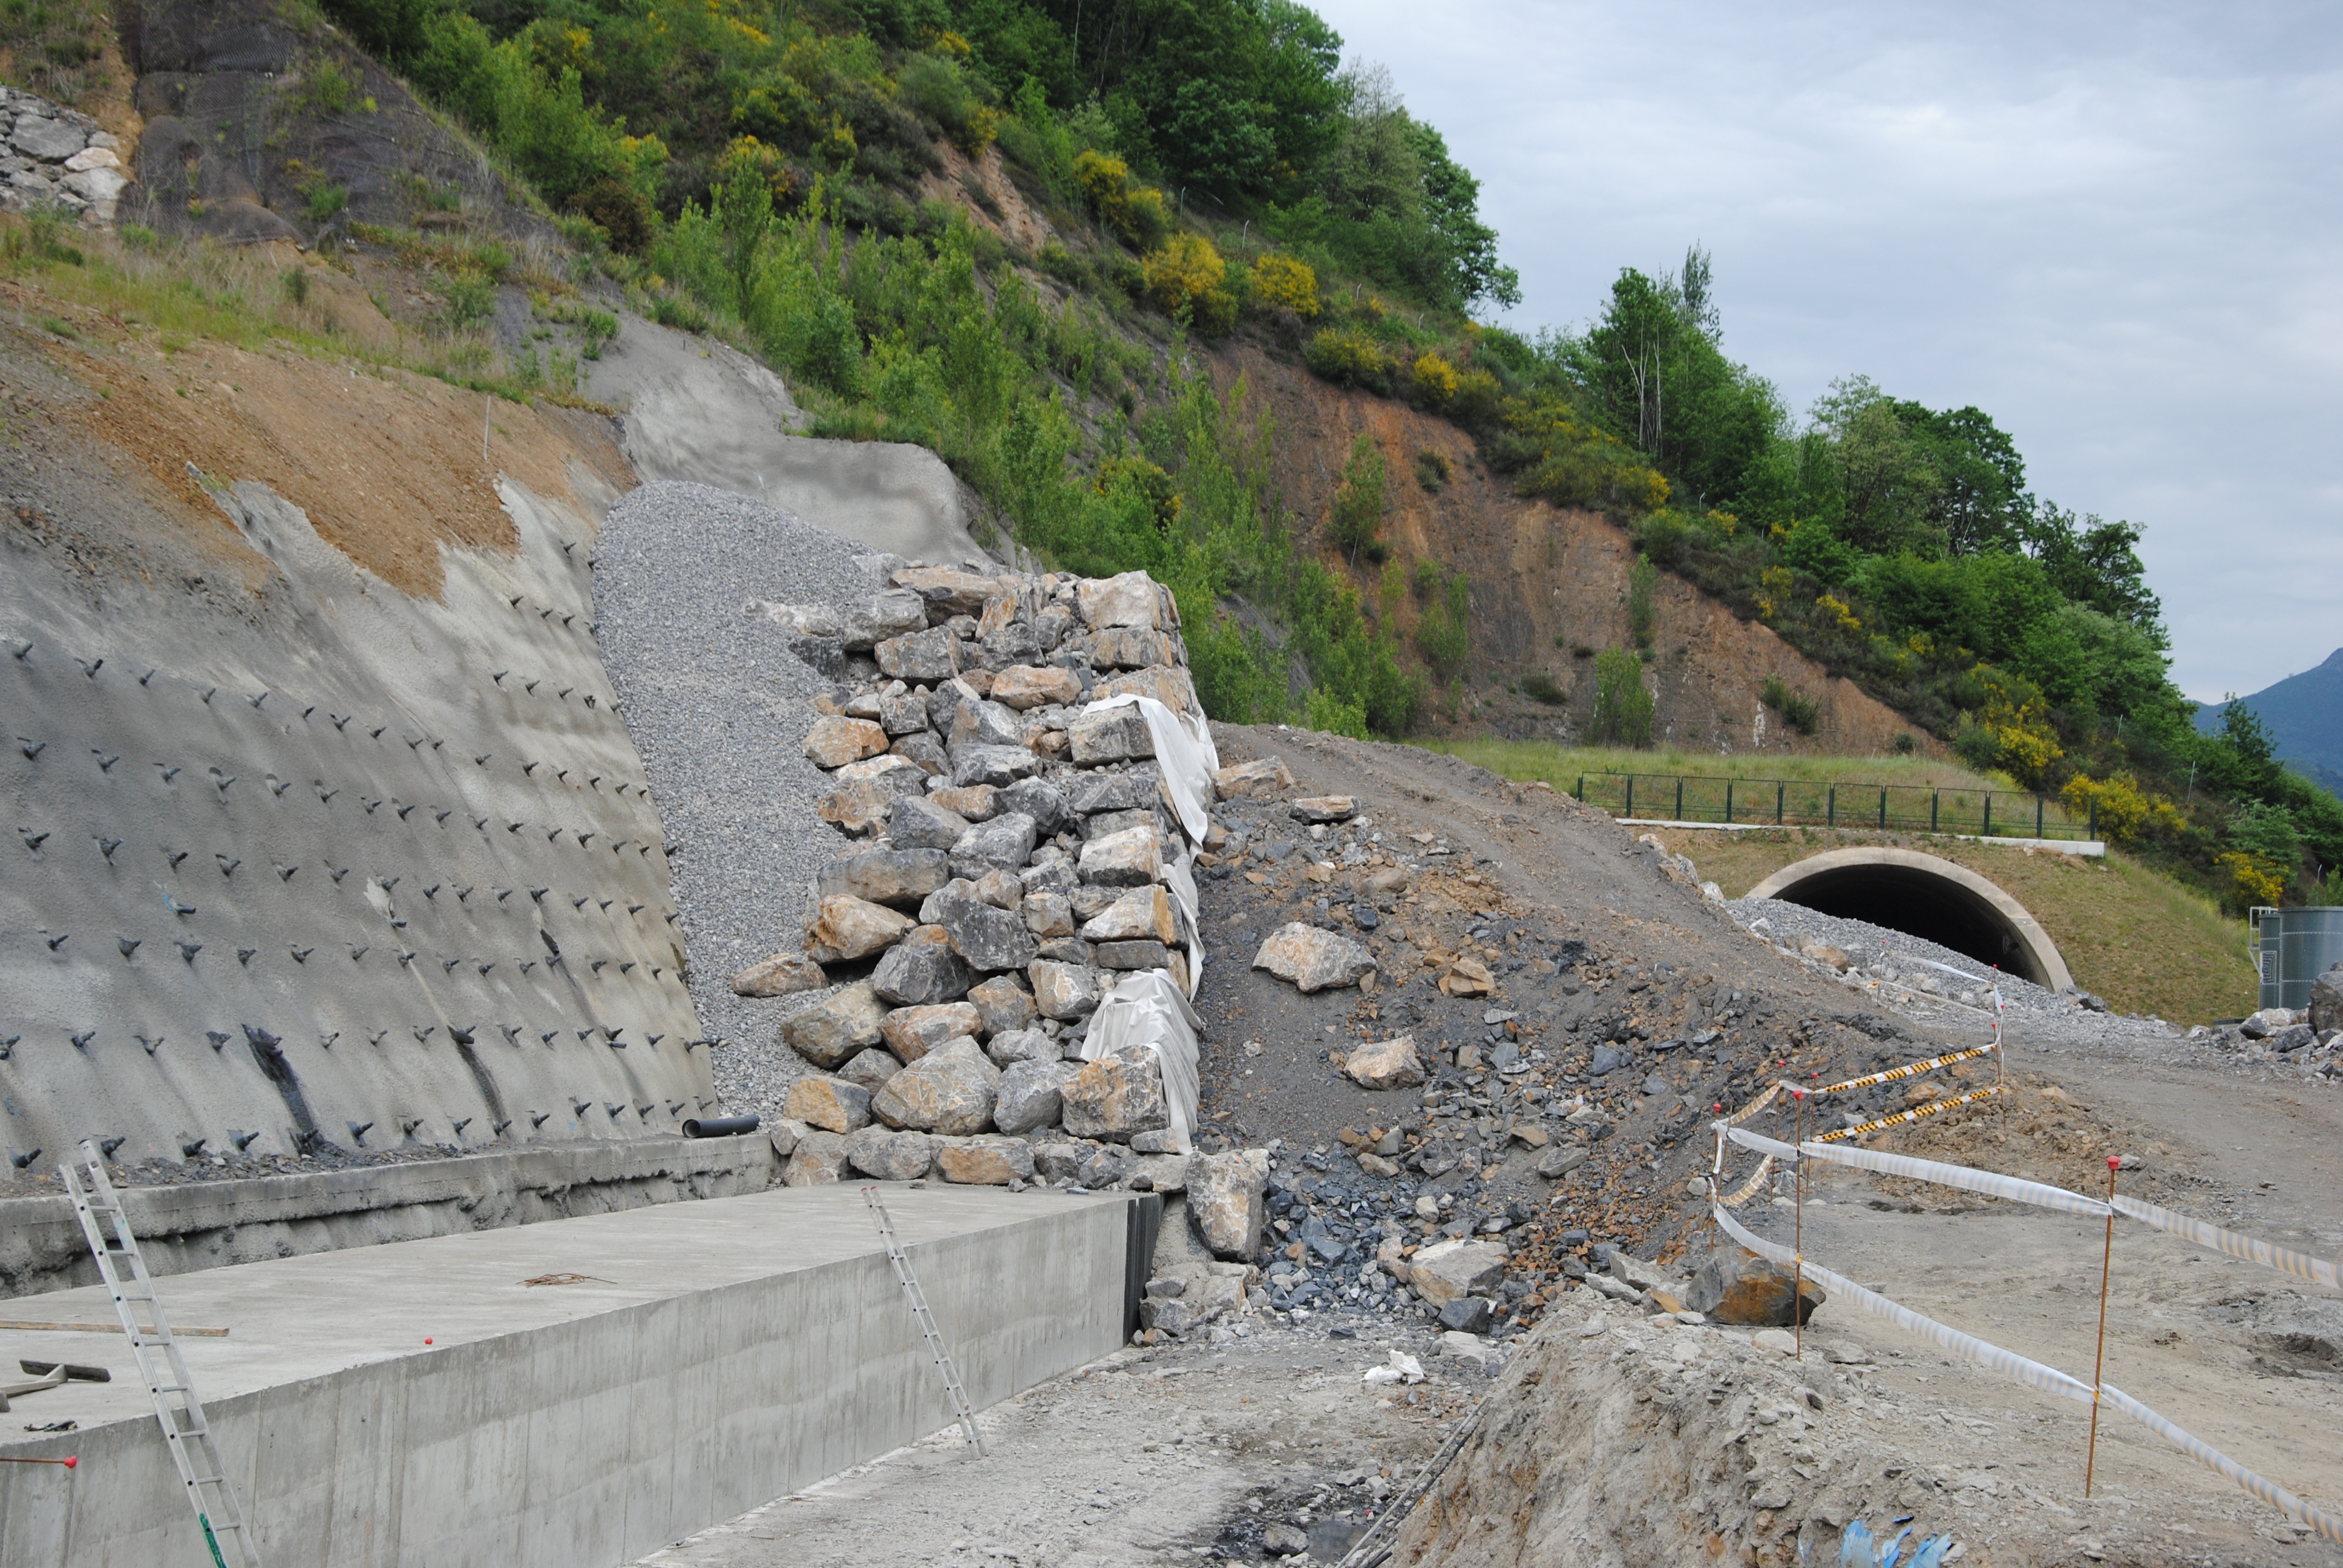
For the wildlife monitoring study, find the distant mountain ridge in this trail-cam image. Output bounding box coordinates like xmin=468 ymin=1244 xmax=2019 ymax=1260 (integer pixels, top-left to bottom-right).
xmin=2196 ymin=647 xmax=2343 ymax=795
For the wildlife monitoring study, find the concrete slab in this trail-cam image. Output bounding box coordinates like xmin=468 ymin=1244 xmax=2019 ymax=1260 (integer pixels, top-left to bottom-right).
xmin=0 ymin=1183 xmax=1136 ymax=1567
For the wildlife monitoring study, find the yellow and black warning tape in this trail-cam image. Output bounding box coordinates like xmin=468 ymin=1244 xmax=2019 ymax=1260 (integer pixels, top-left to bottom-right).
xmin=1809 ymin=1040 xmax=2000 ymax=1097
xmin=1810 ymin=1083 xmax=2007 ymax=1143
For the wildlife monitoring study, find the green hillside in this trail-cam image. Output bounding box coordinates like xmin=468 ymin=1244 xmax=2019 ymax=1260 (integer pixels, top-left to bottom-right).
xmin=42 ymin=0 xmax=2329 ymax=921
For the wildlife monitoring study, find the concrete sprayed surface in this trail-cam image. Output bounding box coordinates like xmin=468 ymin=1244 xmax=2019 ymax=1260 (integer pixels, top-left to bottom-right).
xmin=0 ymin=1183 xmax=1135 ymax=1568
xmin=0 ymin=462 xmax=712 ymax=1171
xmin=586 ymin=317 xmax=990 ymax=567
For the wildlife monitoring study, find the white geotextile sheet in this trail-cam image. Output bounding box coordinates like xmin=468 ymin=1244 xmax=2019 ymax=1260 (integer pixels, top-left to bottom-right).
xmin=1080 ymin=969 xmax=1203 ymax=1155
xmin=1080 ymin=693 xmax=1220 ymax=842
xmin=1080 ymin=691 xmax=1214 ymax=996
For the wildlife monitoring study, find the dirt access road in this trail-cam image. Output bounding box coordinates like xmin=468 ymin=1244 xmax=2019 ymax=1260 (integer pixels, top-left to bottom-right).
xmin=647 ymin=731 xmax=2343 ymax=1566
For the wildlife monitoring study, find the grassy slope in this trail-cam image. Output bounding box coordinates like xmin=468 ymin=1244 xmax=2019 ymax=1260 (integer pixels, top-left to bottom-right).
xmin=1639 ymin=825 xmax=2255 ymax=1025
xmin=1421 ymin=736 xmax=2093 ymax=836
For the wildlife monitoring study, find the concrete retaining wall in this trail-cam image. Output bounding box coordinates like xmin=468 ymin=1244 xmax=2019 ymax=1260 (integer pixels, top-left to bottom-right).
xmin=0 ymin=1133 xmax=780 ymax=1298
xmin=0 ymin=1184 xmax=1134 ymax=1567
xmin=0 ymin=472 xmax=712 ymax=1171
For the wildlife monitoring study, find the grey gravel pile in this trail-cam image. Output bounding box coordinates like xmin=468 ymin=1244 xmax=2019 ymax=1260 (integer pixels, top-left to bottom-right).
xmin=1726 ymin=895 xmax=2180 ymax=1053
xmin=592 ymin=481 xmax=892 ymax=1117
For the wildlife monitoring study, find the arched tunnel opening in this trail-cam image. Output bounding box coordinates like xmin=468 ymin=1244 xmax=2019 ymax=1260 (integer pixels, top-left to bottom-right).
xmin=1748 ymin=850 xmax=2070 ymax=991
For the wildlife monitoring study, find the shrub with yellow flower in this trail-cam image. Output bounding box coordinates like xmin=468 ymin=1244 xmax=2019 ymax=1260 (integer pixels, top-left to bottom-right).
xmin=1411 ymin=352 xmax=1461 ymax=409
xmin=1248 ymin=253 xmax=1319 ymax=316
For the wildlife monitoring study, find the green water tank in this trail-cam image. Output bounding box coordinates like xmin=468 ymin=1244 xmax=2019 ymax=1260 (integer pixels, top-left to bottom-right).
xmin=2258 ymin=907 xmax=2343 ymax=1011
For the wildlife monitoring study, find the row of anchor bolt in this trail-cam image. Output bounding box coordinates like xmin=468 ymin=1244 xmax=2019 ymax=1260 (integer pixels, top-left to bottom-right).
xmin=28 ymin=934 xmax=680 ymax=981
xmin=0 ymin=1024 xmax=712 ymax=1061
xmin=11 ymin=740 xmax=660 ymax=823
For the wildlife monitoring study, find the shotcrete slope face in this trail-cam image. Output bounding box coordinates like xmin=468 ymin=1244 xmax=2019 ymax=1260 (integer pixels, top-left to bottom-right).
xmin=585 ymin=318 xmax=992 ymax=567
xmin=0 ymin=475 xmax=710 ymax=1169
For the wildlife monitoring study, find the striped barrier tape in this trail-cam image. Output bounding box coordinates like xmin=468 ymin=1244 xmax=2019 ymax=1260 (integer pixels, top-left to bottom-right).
xmin=1711 ymin=1204 xmax=2092 ymax=1401
xmin=1714 ymin=1154 xmax=1775 ymax=1209
xmin=1713 ymin=1206 xmax=2343 ymax=1544
xmin=2111 ymin=1195 xmax=2342 ymax=1292
xmin=1805 ymin=1042 xmax=2000 ymax=1098
xmin=2098 ymin=1382 xmax=2343 ymax=1546
xmin=1726 ymin=1124 xmax=2115 ymax=1219
xmin=1809 ymin=1085 xmax=2008 ymax=1144
xmin=1724 ymin=1126 xmax=2343 ymax=1287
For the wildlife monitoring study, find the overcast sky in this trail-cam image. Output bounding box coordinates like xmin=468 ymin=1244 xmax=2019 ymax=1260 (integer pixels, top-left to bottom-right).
xmin=1314 ymin=0 xmax=2342 ymax=701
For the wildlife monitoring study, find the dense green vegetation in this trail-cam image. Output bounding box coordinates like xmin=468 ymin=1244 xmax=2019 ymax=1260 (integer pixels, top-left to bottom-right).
xmin=318 ymin=0 xmax=1541 ymax=743
xmin=296 ymin=1 xmax=2342 ymax=909
xmin=1406 ymin=246 xmax=2340 ymax=910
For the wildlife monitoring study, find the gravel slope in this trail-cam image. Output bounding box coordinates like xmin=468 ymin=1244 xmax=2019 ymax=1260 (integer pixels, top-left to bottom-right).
xmin=592 ymin=480 xmax=879 ymax=1117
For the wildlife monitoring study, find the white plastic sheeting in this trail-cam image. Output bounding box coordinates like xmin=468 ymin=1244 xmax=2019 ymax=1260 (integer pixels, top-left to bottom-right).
xmin=1078 ymin=692 xmax=1219 ymax=998
xmin=1079 ymin=970 xmax=1204 ymax=1154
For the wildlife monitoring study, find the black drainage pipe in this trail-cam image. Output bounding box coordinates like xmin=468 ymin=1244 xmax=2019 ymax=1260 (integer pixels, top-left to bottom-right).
xmin=682 ymin=1114 xmax=761 ymax=1138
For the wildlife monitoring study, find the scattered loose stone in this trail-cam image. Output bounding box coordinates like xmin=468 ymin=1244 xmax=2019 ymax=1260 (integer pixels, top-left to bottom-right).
xmin=1061 ymin=1050 xmax=1170 ymax=1140
xmin=780 ymin=980 xmax=890 ymax=1068
xmin=1343 ymin=1034 xmax=1425 ymax=1089
xmin=729 ymin=950 xmax=826 ymax=997
xmin=1288 ymin=795 xmax=1357 ymax=823
xmin=1253 ymin=923 xmax=1376 ymax=993
xmin=871 ymin=1038 xmax=1000 ymax=1135
xmin=935 ymin=1134 xmax=1037 ymax=1185
xmin=783 ymin=1076 xmax=873 ymax=1134
xmin=802 ymin=895 xmax=914 ymax=964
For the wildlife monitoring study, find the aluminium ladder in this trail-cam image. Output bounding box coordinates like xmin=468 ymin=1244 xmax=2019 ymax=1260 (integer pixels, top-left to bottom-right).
xmin=60 ymin=1140 xmax=261 ymax=1568
xmin=862 ymin=1187 xmax=984 ymax=1455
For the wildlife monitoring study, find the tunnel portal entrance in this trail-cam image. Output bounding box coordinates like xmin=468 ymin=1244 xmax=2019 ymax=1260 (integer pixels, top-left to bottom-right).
xmin=1745 ymin=848 xmax=2072 ymax=991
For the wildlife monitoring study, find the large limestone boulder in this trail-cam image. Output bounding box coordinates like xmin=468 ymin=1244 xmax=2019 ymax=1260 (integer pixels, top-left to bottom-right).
xmin=889 ymin=795 xmax=972 ymax=851
xmin=1685 ymin=1246 xmax=1825 ymax=1327
xmin=872 ymin=1040 xmax=1001 ymax=1135
xmin=1093 ymin=666 xmax=1198 ymax=716
xmin=1077 ymin=570 xmax=1162 ymax=629
xmin=1253 ymin=923 xmax=1376 ymax=993
xmin=845 ymin=1127 xmax=936 ymax=1181
xmin=926 ymin=883 xmax=1039 ymax=972
xmin=992 ymin=664 xmax=1083 ymax=709
xmin=951 ymin=744 xmax=1041 ymax=787
xmin=1080 ymin=885 xmax=1177 ymax=945
xmin=994 ymin=1058 xmax=1081 ymax=1134
xmin=968 ymin=974 xmax=1038 ymax=1036
xmin=2312 ymin=962 xmax=2343 ymax=1036
xmin=1407 ymin=1239 xmax=1508 ymax=1307
xmin=1068 ymin=704 xmax=1153 ymax=765
xmin=1029 ymin=958 xmax=1104 ymax=1019
xmin=936 ymin=1135 xmax=1037 ymax=1186
xmin=873 ymin=926 xmax=978 ymax=1006
xmin=818 ymin=848 xmax=951 ymax=909
xmin=948 ymin=697 xmax=1026 ymax=756
xmin=730 ymin=951 xmax=826 ymax=997
xmin=894 ymin=565 xmax=1004 ymax=619
xmin=815 ymin=779 xmax=894 ymax=836
xmin=1000 ymin=777 xmax=1074 ymax=836
xmin=784 ymin=1130 xmax=849 ymax=1186
xmin=1344 ymin=1034 xmax=1424 ymax=1090
xmin=1187 ymin=1149 xmax=1270 ymax=1259
xmin=876 ymin=626 xmax=962 ymax=682
xmin=784 ymin=1076 xmax=873 ymax=1134
xmin=985 ymin=1027 xmax=1060 ymax=1068
xmin=879 ymin=1001 xmax=984 ymax=1062
xmin=950 ymin=811 xmax=1038 ymax=879
xmin=804 ymin=716 xmax=890 ymax=768
xmin=781 ymin=980 xmax=889 ymax=1068
xmin=803 ymin=896 xmax=914 ymax=964
xmin=1212 ymin=757 xmax=1293 ymax=800
xmin=1061 ymin=1050 xmax=1169 ymax=1142
xmin=1288 ymin=795 xmax=1357 ymax=824
xmin=1078 ymin=824 xmax=1161 ymax=887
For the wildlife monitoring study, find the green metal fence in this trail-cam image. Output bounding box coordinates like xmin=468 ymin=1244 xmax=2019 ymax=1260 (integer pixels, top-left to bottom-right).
xmin=1572 ymin=773 xmax=2099 ymax=843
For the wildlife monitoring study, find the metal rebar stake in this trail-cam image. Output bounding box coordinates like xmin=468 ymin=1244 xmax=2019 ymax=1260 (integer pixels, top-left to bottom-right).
xmin=863 ymin=1187 xmax=984 ymax=1455
xmin=2086 ymin=1157 xmax=2119 ymax=1497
